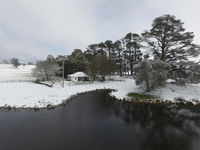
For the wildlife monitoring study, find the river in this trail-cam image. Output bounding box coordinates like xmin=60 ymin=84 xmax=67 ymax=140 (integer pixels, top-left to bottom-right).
xmin=0 ymin=90 xmax=200 ymax=150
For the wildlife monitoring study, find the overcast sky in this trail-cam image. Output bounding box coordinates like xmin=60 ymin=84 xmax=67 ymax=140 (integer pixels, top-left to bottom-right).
xmin=0 ymin=0 xmax=200 ymax=62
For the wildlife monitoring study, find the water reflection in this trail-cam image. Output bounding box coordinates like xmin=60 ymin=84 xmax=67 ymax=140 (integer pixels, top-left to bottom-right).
xmin=107 ymin=96 xmax=200 ymax=150
xmin=0 ymin=90 xmax=199 ymax=150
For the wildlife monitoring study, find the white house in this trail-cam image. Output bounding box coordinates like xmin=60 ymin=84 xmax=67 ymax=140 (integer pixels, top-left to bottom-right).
xmin=68 ymin=72 xmax=90 ymax=82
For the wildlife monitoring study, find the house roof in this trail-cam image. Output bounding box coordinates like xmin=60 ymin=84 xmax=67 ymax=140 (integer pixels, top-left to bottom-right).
xmin=68 ymin=72 xmax=89 ymax=77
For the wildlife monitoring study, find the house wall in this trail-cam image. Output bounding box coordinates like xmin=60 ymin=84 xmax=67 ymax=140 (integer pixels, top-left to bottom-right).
xmin=78 ymin=77 xmax=89 ymax=81
xmin=71 ymin=77 xmax=78 ymax=82
xmin=70 ymin=76 xmax=90 ymax=82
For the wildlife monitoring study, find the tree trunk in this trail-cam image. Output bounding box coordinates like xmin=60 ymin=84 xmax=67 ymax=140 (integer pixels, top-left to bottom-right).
xmin=130 ymin=62 xmax=133 ymax=76
xmin=45 ymin=70 xmax=49 ymax=81
xmin=145 ymin=80 xmax=150 ymax=92
xmin=161 ymin=46 xmax=165 ymax=61
xmin=101 ymin=75 xmax=105 ymax=81
xmin=119 ymin=62 xmax=122 ymax=77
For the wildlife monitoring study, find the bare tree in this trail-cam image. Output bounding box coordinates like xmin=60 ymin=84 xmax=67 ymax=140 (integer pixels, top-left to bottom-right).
xmin=32 ymin=59 xmax=60 ymax=81
xmin=10 ymin=58 xmax=20 ymax=68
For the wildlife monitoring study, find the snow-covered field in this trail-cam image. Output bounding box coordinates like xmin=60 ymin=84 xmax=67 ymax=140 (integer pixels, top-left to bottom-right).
xmin=0 ymin=64 xmax=36 ymax=82
xmin=0 ymin=64 xmax=140 ymax=108
xmin=0 ymin=64 xmax=200 ymax=108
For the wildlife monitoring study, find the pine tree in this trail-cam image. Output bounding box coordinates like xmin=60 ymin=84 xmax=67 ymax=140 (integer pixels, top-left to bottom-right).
xmin=170 ymin=61 xmax=200 ymax=84
xmin=142 ymin=14 xmax=199 ymax=62
xmin=84 ymin=44 xmax=99 ymax=60
xmin=69 ymin=49 xmax=86 ymax=72
xmin=189 ymin=62 xmax=200 ymax=83
xmin=86 ymin=55 xmax=112 ymax=81
xmin=142 ymin=14 xmax=200 ymax=83
xmin=98 ymin=42 xmax=107 ymax=56
xmin=55 ymin=55 xmax=70 ymax=77
xmin=104 ymin=40 xmax=113 ymax=59
xmin=113 ymin=40 xmax=123 ymax=76
xmin=124 ymin=33 xmax=143 ymax=75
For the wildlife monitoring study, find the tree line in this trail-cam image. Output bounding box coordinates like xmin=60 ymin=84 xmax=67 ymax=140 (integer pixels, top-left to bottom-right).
xmin=33 ymin=14 xmax=200 ymax=91
xmin=1 ymin=58 xmax=34 ymax=67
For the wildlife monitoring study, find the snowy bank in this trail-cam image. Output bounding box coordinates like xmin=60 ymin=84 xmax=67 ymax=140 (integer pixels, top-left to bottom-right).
xmin=150 ymin=83 xmax=200 ymax=103
xmin=1 ymin=78 xmax=200 ymax=108
xmin=0 ymin=79 xmax=139 ymax=108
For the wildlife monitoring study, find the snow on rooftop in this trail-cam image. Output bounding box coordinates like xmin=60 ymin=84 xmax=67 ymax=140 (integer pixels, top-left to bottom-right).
xmin=68 ymin=72 xmax=89 ymax=77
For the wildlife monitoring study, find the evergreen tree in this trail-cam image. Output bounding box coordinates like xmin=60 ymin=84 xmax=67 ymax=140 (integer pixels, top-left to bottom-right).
xmin=98 ymin=42 xmax=107 ymax=56
xmin=55 ymin=55 xmax=70 ymax=77
xmin=84 ymin=44 xmax=99 ymax=61
xmin=104 ymin=40 xmax=113 ymax=59
xmin=142 ymin=14 xmax=200 ymax=83
xmin=124 ymin=33 xmax=143 ymax=75
xmin=113 ymin=40 xmax=123 ymax=76
xmin=69 ymin=49 xmax=86 ymax=73
xmin=86 ymin=54 xmax=112 ymax=81
xmin=47 ymin=55 xmax=56 ymax=63
xmin=170 ymin=61 xmax=200 ymax=84
xmin=188 ymin=62 xmax=200 ymax=83
xmin=142 ymin=14 xmax=199 ymax=62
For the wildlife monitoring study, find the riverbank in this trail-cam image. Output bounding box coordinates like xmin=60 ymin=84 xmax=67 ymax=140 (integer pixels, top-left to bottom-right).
xmin=0 ymin=78 xmax=139 ymax=108
xmin=0 ymin=78 xmax=200 ymax=109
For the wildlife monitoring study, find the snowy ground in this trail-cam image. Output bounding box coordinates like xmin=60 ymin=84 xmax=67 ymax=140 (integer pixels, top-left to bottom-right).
xmin=0 ymin=79 xmax=139 ymax=108
xmin=0 ymin=64 xmax=200 ymax=108
xmin=150 ymin=83 xmax=200 ymax=102
xmin=0 ymin=64 xmax=36 ymax=82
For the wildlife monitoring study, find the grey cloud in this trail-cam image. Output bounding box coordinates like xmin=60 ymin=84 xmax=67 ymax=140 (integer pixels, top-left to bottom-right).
xmin=0 ymin=0 xmax=199 ymax=62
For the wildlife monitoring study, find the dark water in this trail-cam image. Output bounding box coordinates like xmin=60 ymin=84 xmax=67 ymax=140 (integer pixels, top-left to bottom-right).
xmin=0 ymin=91 xmax=200 ymax=150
